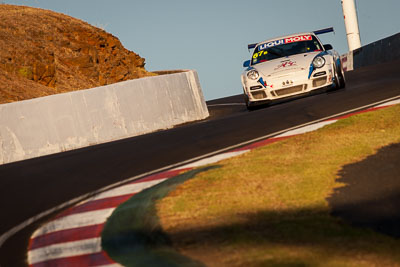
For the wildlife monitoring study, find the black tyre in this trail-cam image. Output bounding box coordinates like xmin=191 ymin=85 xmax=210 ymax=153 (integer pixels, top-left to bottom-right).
xmin=244 ymin=94 xmax=254 ymax=111
xmin=333 ymin=61 xmax=345 ymax=90
xmin=337 ymin=64 xmax=346 ymax=89
xmin=246 ymin=101 xmax=256 ymax=111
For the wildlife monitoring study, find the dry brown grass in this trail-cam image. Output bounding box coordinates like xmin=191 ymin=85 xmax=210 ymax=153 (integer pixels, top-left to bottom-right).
xmin=157 ymin=104 xmax=400 ymax=266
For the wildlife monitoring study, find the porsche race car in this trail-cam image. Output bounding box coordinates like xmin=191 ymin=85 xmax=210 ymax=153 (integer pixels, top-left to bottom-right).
xmin=241 ymin=28 xmax=345 ymax=110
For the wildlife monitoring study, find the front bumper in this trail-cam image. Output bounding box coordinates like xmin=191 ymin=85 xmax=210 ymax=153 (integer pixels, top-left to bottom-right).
xmin=246 ymin=84 xmax=332 ymax=108
xmin=243 ymin=68 xmax=334 ymax=106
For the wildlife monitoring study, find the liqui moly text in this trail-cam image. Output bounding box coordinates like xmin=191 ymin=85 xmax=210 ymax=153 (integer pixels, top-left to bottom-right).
xmin=258 ymin=35 xmax=312 ymax=50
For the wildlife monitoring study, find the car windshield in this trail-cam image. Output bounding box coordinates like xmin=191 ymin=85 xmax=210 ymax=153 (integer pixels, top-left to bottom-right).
xmin=252 ymin=35 xmax=323 ymax=65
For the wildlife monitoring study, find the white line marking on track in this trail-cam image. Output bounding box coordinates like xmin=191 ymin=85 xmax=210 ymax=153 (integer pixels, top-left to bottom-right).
xmin=276 ymin=120 xmax=337 ymax=137
xmin=2 ymin=94 xmax=400 ymax=250
xmin=90 ymin=179 xmax=167 ymax=201
xmin=28 ymin=237 xmax=102 ymax=264
xmin=375 ymin=98 xmax=400 ymax=108
xmin=207 ymin=103 xmax=246 ymax=107
xmin=32 ymin=209 xmax=114 ymax=238
xmin=173 ymin=150 xmax=249 ymax=170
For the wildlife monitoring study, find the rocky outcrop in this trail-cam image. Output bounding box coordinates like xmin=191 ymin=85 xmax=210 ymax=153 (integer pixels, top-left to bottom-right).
xmin=0 ymin=4 xmax=155 ymax=104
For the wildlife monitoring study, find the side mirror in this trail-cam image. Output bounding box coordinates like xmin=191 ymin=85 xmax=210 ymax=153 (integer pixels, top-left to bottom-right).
xmin=243 ymin=60 xmax=251 ymax=68
xmin=324 ymin=44 xmax=333 ymax=51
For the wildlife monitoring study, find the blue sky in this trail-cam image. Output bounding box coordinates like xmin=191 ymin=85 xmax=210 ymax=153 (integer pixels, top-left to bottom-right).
xmin=4 ymin=0 xmax=400 ymax=100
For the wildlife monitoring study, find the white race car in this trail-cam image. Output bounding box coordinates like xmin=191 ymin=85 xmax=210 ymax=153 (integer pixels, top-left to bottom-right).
xmin=241 ymin=28 xmax=345 ymax=110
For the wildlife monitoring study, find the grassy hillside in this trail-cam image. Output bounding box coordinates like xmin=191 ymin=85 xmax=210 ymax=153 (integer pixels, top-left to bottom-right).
xmin=0 ymin=4 xmax=155 ymax=104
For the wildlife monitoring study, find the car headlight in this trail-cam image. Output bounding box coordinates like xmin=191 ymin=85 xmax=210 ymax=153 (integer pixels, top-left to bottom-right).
xmin=247 ymin=70 xmax=259 ymax=80
xmin=313 ymin=56 xmax=325 ymax=68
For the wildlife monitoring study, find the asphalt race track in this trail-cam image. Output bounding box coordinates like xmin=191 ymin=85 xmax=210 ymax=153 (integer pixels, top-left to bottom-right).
xmin=1 ymin=59 xmax=400 ymax=266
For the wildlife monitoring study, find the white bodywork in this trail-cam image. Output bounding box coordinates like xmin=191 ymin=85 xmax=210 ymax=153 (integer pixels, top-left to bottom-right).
xmin=241 ymin=32 xmax=344 ymax=109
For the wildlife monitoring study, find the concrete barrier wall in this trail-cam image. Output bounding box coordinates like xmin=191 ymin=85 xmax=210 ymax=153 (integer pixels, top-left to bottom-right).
xmin=340 ymin=51 xmax=354 ymax=72
xmin=0 ymin=70 xmax=209 ymax=165
xmin=341 ymin=32 xmax=400 ymax=71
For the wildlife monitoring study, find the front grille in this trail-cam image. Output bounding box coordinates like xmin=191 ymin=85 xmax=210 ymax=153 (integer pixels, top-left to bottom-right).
xmin=273 ymin=85 xmax=303 ymax=96
xmin=251 ymin=91 xmax=267 ymax=99
xmin=312 ymin=77 xmax=326 ymax=87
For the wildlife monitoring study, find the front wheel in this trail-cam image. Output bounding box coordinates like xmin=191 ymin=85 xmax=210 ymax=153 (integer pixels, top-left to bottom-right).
xmin=333 ymin=66 xmax=345 ymax=90
xmin=244 ymin=94 xmax=258 ymax=111
xmin=337 ymin=65 xmax=346 ymax=89
xmin=244 ymin=96 xmax=254 ymax=111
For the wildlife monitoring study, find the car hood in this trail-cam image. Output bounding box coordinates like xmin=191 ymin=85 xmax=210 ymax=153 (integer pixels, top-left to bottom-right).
xmin=253 ymin=52 xmax=320 ymax=77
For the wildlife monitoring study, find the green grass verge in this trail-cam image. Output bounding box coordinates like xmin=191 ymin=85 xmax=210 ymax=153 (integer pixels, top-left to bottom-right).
xmin=101 ymin=167 xmax=217 ymax=267
xmin=156 ymin=104 xmax=400 ymax=267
